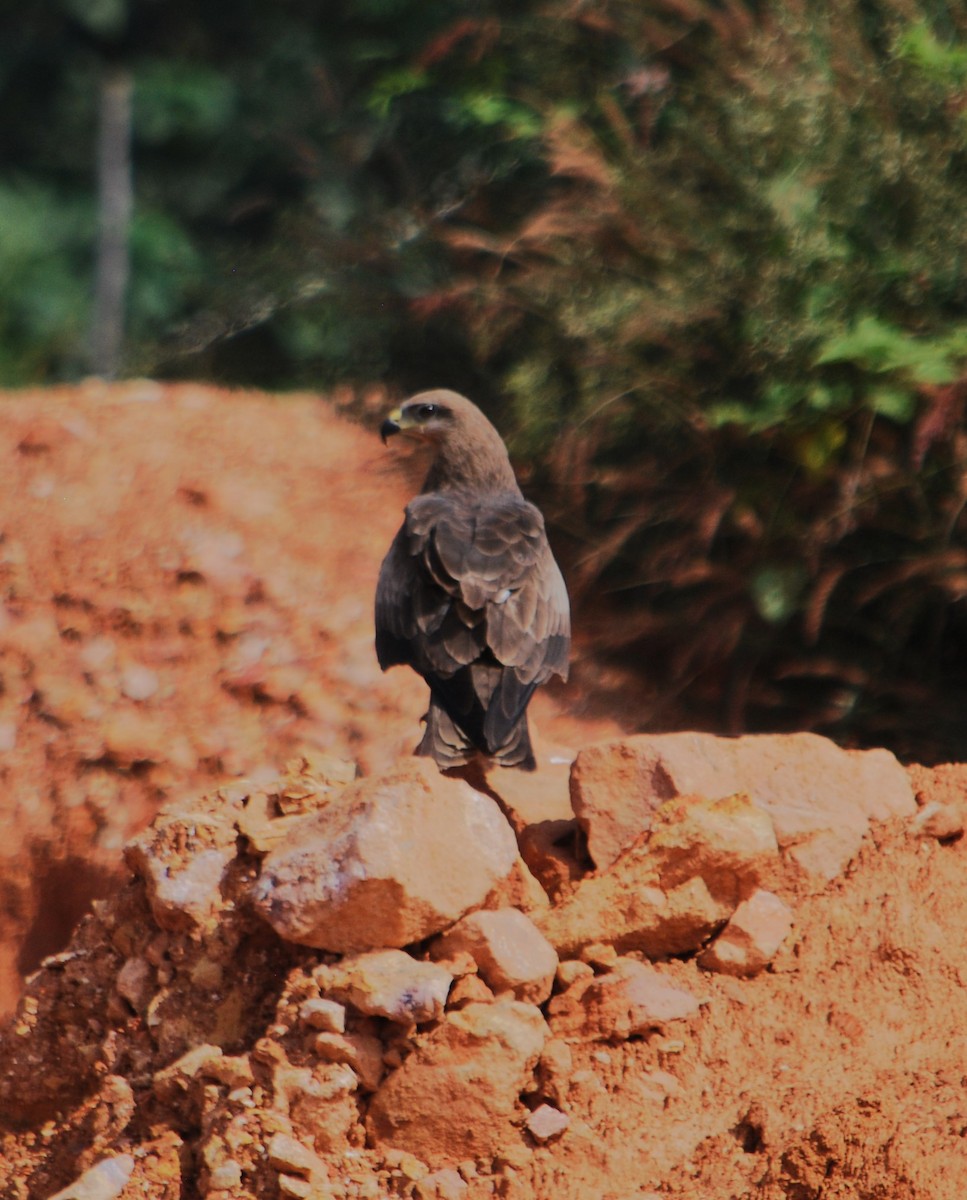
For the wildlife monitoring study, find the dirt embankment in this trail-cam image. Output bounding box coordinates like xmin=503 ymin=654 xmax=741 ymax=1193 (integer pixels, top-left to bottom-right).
xmin=0 ymin=380 xmax=613 ymax=1013
xmin=1 ymin=383 xmax=966 ymax=1200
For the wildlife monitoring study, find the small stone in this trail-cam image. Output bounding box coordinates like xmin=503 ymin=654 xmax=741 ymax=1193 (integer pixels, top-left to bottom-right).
xmin=913 ymin=801 xmax=965 ymax=841
xmin=446 ymin=974 xmax=496 ymax=1010
xmin=548 ymin=959 xmax=701 ymax=1040
xmin=537 ymin=1038 xmax=573 ymax=1106
xmin=102 ymin=708 xmax=169 ymax=764
xmin=699 ymin=889 xmax=794 ymax=977
xmin=578 ymin=942 xmax=617 ymax=969
xmin=126 ymin=816 xmax=236 ymax=934
xmin=200 ymin=1054 xmax=255 ymax=1089
xmin=274 ymin=1062 xmax=359 ymax=1154
xmin=312 ymin=1031 xmax=384 ymax=1091
xmin=433 ymin=908 xmax=558 ymax=1004
xmin=153 ymin=1044 xmax=223 ymax=1102
xmin=267 ymin=1132 xmax=322 ymax=1177
xmin=208 ymin=1160 xmax=243 ymax=1190
xmin=555 ymin=960 xmax=593 ymax=989
xmin=120 ymin=663 xmax=160 ymax=701
xmin=300 ymin=997 xmax=347 ymax=1033
xmin=278 ymin=1176 xmax=313 ymax=1199
xmin=48 ymin=1155 xmax=135 ymax=1200
xmin=416 ymin=1168 xmax=469 ymax=1199
xmin=317 ymin=949 xmax=453 ymax=1024
xmin=396 ymin=1153 xmax=429 ymax=1182
xmin=116 ymin=956 xmax=153 ymax=1010
xmin=525 ymin=1104 xmax=570 ymax=1142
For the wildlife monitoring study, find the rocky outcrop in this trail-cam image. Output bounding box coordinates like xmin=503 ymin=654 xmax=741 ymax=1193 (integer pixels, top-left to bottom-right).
xmin=571 ymin=731 xmax=915 ymax=879
xmin=0 ymin=731 xmax=942 ymax=1198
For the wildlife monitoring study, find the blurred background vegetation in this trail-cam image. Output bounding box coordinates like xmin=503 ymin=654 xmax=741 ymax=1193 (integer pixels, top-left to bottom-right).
xmin=4 ymin=0 xmax=967 ymax=759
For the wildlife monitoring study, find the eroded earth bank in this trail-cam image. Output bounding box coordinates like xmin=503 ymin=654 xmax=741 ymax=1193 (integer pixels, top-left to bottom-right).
xmin=0 ymin=385 xmax=965 ymax=1199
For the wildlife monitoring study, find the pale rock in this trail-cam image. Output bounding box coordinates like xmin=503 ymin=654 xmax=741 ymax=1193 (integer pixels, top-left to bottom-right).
xmin=913 ymin=801 xmax=965 ymax=841
xmin=526 ymin=1103 xmax=570 ymax=1142
xmin=312 ymin=1030 xmax=385 ymax=1091
xmin=200 ymin=1054 xmax=255 ymax=1089
xmin=538 ymin=793 xmax=777 ymax=958
xmin=700 ymin=889 xmax=794 ymax=977
xmin=153 ymin=1043 xmax=223 ymax=1103
xmin=366 ymin=999 xmax=549 ymax=1166
xmin=115 ymin=955 xmax=153 ymax=1010
xmin=275 ymin=1061 xmax=360 ymax=1153
xmin=571 ymin=740 xmax=668 ymax=871
xmin=49 ymin=1155 xmax=135 ymax=1200
xmin=578 ymin=942 xmax=618 ymax=969
xmin=555 ymin=960 xmax=593 ymax=989
xmin=433 ymin=908 xmax=558 ymax=1004
xmin=485 ymin=755 xmax=574 ymax=827
xmin=253 ymin=760 xmax=518 ymax=952
xmin=299 ymin=996 xmax=347 ymax=1033
xmin=537 ymin=859 xmax=724 ymax=960
xmin=548 ymin=958 xmax=701 ymax=1040
xmin=647 ymin=792 xmax=779 ymax=896
xmin=278 ymin=1176 xmax=313 ymax=1200
xmin=536 ymin=1038 xmax=573 ymax=1106
xmin=102 ymin=708 xmax=170 ymax=764
xmin=208 ymin=1160 xmax=243 ymax=1190
xmin=446 ymin=974 xmax=496 ymax=1009
xmin=267 ymin=1132 xmax=323 ymax=1177
xmin=125 ymin=811 xmax=238 ymax=933
xmin=382 ymin=1148 xmax=430 ymax=1179
xmin=120 ymin=663 xmax=160 ymax=701
xmin=316 ymin=949 xmax=453 ymax=1023
xmin=571 ymin=731 xmax=915 ymax=878
xmin=415 ymin=1168 xmax=469 ymax=1199
xmin=140 ymin=846 xmax=234 ymax=932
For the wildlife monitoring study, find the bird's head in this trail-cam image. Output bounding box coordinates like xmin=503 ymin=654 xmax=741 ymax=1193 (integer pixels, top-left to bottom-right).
xmin=380 ymin=389 xmax=520 ymax=493
xmin=380 ymin=391 xmax=457 ymax=446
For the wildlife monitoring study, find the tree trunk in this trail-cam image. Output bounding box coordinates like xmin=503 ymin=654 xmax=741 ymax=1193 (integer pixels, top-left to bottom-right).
xmin=92 ymin=67 xmax=133 ymax=379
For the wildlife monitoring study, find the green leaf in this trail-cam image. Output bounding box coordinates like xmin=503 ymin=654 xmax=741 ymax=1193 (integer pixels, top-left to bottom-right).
xmin=750 ymin=565 xmax=807 ymax=625
xmin=62 ymin=0 xmax=127 ymax=38
xmin=868 ymin=385 xmax=916 ymax=422
xmin=134 ymin=62 xmax=236 ymax=143
xmin=366 ymin=67 xmax=428 ymax=118
xmin=897 ymin=22 xmax=967 ymax=89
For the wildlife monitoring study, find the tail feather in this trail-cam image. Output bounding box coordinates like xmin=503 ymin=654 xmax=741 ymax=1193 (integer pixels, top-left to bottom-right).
xmin=417 ymin=697 xmax=536 ymax=771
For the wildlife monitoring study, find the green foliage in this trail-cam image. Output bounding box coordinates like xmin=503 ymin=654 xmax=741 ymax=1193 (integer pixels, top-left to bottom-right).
xmin=3 ymin=1 xmax=967 ymax=754
xmin=134 ymin=62 xmax=236 ymax=143
xmin=0 ymin=182 xmax=93 ymax=382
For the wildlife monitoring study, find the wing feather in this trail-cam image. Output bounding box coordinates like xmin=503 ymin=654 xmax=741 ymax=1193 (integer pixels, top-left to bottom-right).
xmin=375 ymin=489 xmax=570 ymax=755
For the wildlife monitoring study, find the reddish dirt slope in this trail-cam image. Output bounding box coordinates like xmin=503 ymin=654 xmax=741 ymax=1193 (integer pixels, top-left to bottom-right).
xmin=2 ymin=382 xmax=967 ymax=1200
xmin=0 ymin=381 xmax=614 ymax=1012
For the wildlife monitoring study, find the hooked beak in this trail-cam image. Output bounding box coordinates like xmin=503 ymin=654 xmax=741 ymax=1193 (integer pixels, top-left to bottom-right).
xmin=380 ymin=408 xmax=402 ymax=445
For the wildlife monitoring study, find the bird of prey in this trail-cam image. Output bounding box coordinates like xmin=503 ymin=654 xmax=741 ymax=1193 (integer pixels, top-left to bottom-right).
xmin=376 ymin=389 xmax=570 ymax=771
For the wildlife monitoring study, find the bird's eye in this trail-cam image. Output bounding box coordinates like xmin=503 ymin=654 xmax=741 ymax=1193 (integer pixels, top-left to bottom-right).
xmin=416 ymin=403 xmax=438 ymax=420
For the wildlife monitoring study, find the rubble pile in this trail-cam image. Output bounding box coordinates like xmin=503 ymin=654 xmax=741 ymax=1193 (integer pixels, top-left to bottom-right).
xmin=5 ymin=728 xmax=958 ymax=1200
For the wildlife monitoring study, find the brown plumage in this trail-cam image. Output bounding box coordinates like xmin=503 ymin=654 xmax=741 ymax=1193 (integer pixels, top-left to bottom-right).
xmin=375 ymin=389 xmax=570 ymax=770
